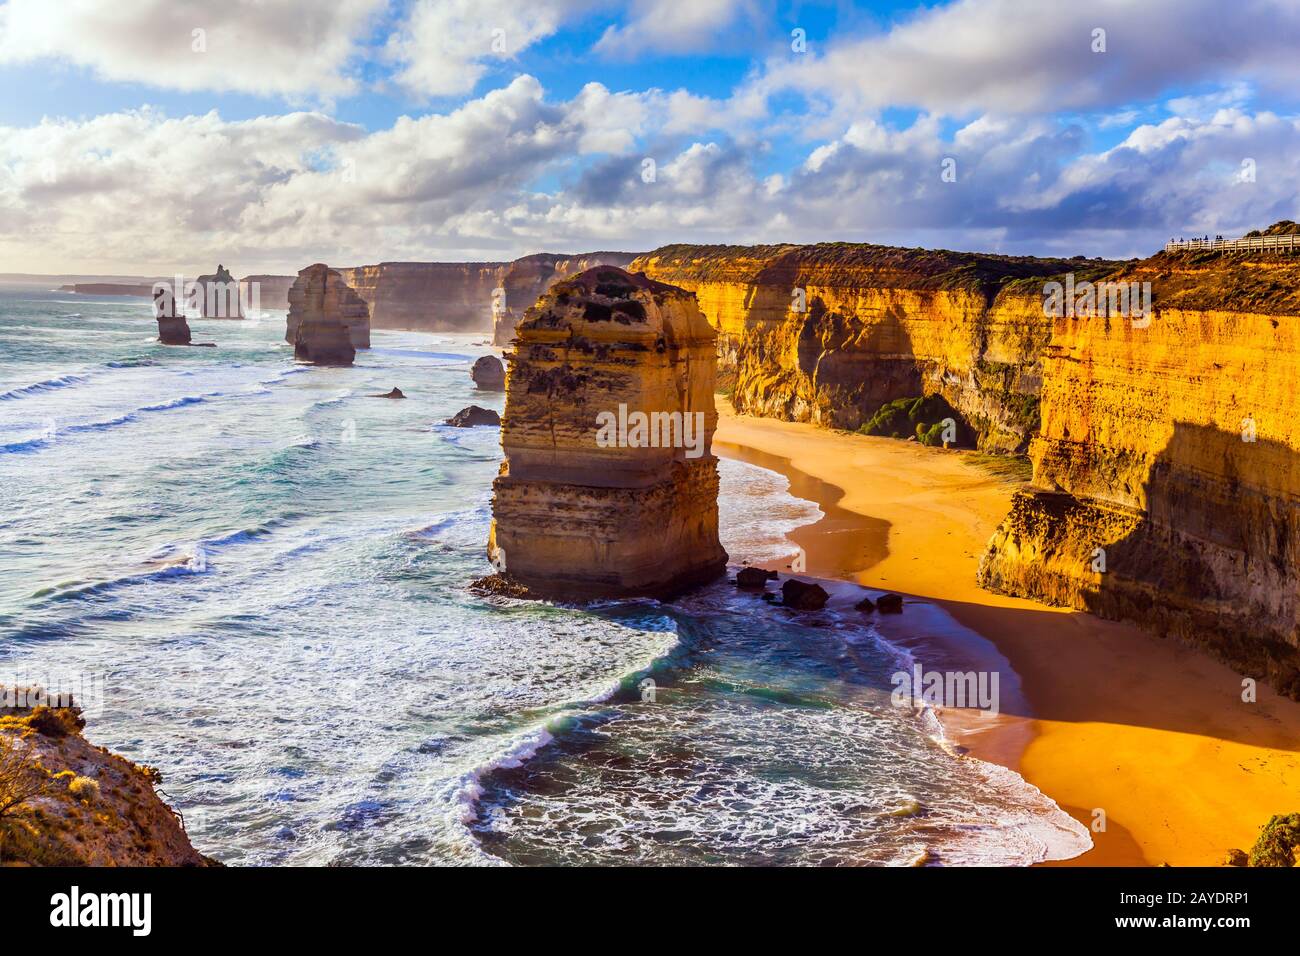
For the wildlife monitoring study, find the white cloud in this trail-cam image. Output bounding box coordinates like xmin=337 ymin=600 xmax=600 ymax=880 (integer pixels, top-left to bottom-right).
xmin=595 ymin=0 xmax=751 ymax=56
xmin=749 ymin=0 xmax=1300 ymax=118
xmin=384 ymin=0 xmax=582 ymax=98
xmin=0 ymin=0 xmax=384 ymax=100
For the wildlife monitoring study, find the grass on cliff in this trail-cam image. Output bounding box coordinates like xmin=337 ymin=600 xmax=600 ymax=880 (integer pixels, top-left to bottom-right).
xmin=964 ymin=452 xmax=1034 ymax=483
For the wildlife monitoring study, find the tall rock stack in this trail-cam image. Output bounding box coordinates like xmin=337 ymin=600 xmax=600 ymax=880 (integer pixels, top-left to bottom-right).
xmin=285 ymin=264 xmax=369 ymax=366
xmin=196 ymin=264 xmax=244 ymax=318
xmin=488 ymin=266 xmax=727 ymax=599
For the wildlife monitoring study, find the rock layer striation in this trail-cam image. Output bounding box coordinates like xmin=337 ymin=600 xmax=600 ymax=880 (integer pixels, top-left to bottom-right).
xmin=488 ymin=266 xmax=727 ymax=598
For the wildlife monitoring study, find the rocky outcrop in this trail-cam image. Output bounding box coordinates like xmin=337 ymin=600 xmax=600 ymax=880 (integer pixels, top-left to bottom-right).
xmin=487 ymin=266 xmax=727 ymax=599
xmin=0 ymin=700 xmax=215 ymax=866
xmin=195 ymin=264 xmax=243 ymax=319
xmin=633 ymin=243 xmax=1113 ymax=452
xmin=978 ymin=249 xmax=1300 ymax=698
xmin=153 ymin=287 xmax=192 ymax=345
xmin=286 ymin=264 xmax=369 ymax=366
xmin=446 ymin=405 xmax=500 ymax=427
xmin=491 ymin=252 xmax=639 ymax=345
xmin=471 ymin=355 xmax=505 ymax=391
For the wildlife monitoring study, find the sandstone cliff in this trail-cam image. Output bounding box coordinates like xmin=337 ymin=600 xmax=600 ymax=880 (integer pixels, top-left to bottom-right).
xmin=195 ymin=264 xmax=243 ymax=319
xmin=488 ymin=266 xmax=727 ymax=598
xmin=340 ymin=262 xmax=502 ymax=333
xmin=491 ymin=252 xmax=639 ymax=344
xmin=240 ymin=274 xmax=295 ymax=311
xmin=0 ymin=701 xmax=215 ymax=866
xmin=978 ymin=249 xmax=1300 ymax=698
xmin=286 ymin=264 xmax=369 ymax=366
xmin=633 ymin=243 xmax=1113 ymax=452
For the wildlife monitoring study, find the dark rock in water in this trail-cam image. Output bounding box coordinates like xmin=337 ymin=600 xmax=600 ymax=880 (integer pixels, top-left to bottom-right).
xmin=446 ymin=405 xmax=500 ymax=427
xmin=781 ymin=578 xmax=829 ymax=610
xmin=471 ymin=355 xmax=506 ymax=391
xmin=468 ymin=573 xmax=533 ymax=598
xmin=370 ymin=388 xmax=405 ymax=399
xmin=876 ymin=592 xmax=904 ymax=614
xmin=736 ymin=566 xmax=778 ymax=590
xmin=153 ymin=288 xmax=192 ymax=344
xmin=854 ymin=595 xmax=876 ymax=612
xmin=287 ymin=264 xmax=368 ymax=366
xmin=760 ymin=592 xmax=777 ymax=603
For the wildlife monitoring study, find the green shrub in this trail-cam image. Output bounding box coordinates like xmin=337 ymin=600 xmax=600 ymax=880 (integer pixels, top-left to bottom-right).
xmin=860 ymin=395 xmax=971 ymax=447
xmin=1248 ymin=813 xmax=1300 ymax=867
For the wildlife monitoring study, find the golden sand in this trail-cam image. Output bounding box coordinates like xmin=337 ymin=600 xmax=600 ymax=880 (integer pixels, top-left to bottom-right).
xmin=715 ymin=406 xmax=1300 ymax=866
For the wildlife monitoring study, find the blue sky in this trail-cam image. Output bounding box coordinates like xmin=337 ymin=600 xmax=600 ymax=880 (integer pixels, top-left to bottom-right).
xmin=1 ymin=0 xmax=1298 ymax=274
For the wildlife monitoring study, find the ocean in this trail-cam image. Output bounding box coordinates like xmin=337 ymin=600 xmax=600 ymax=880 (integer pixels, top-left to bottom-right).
xmin=0 ymin=288 xmax=1090 ymax=865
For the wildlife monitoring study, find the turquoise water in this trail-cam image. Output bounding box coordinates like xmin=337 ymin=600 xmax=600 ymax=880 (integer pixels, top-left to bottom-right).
xmin=0 ymin=288 xmax=1089 ymax=865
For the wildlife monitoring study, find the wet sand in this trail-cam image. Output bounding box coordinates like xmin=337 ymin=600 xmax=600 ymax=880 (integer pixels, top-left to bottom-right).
xmin=714 ymin=407 xmax=1300 ymax=867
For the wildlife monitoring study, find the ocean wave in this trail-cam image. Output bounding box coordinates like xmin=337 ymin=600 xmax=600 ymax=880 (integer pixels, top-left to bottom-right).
xmin=0 ymin=373 xmax=90 ymax=401
xmin=452 ymin=610 xmax=683 ymax=863
xmin=0 ymin=390 xmax=219 ymax=454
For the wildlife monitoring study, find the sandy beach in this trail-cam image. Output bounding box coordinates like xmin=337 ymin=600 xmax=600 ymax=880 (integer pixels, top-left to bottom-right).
xmin=714 ymin=405 xmax=1300 ymax=867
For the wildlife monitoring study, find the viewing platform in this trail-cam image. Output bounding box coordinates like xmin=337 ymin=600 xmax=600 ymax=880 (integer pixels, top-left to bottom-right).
xmin=1165 ymin=233 xmax=1300 ymax=253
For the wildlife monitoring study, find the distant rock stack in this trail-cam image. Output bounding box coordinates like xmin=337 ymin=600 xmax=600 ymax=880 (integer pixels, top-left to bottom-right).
xmin=471 ymin=355 xmax=505 ymax=390
xmin=196 ymin=264 xmax=244 ymax=319
xmin=153 ymin=287 xmax=192 ymax=345
xmin=487 ymin=266 xmax=727 ymax=599
xmin=285 ymin=264 xmax=369 ymax=366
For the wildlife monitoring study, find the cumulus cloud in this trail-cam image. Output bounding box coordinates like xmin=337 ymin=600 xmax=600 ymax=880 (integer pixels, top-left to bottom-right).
xmin=595 ymin=0 xmax=752 ymax=56
xmin=751 ymin=0 xmax=1300 ymax=118
xmin=384 ymin=0 xmax=586 ymax=98
xmin=0 ymin=0 xmax=384 ymax=100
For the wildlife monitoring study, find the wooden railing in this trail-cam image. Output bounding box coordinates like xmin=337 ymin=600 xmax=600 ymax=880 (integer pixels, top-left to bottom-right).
xmin=1165 ymin=233 xmax=1300 ymax=253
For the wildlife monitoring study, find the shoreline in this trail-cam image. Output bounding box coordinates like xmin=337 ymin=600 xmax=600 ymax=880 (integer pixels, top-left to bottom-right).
xmin=714 ymin=406 xmax=1300 ymax=867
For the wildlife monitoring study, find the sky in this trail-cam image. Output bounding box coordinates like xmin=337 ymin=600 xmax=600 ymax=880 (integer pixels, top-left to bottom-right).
xmin=1 ymin=0 xmax=1299 ymax=275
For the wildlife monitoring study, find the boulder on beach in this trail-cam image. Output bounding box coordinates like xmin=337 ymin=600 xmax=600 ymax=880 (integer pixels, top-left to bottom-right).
xmin=876 ymin=592 xmax=904 ymax=614
xmin=736 ymin=567 xmax=778 ymax=590
xmin=781 ymin=579 xmax=829 ymax=610
xmin=471 ymin=355 xmax=506 ymax=391
xmin=446 ymin=405 xmax=500 ymax=427
xmin=854 ymin=595 xmax=876 ymax=612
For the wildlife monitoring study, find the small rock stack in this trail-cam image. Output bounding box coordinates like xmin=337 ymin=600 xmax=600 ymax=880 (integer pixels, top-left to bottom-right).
xmin=153 ymin=287 xmax=192 ymax=345
xmin=471 ymin=355 xmax=506 ymax=390
xmin=285 ymin=264 xmax=371 ymax=366
xmin=195 ymin=264 xmax=244 ymax=319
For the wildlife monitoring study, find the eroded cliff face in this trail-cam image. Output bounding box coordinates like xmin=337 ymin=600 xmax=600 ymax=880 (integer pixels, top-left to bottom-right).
xmin=633 ymin=244 xmax=1106 ymax=452
xmin=0 ymin=703 xmax=215 ymax=866
xmin=240 ymin=274 xmax=295 ymax=311
xmin=339 ymin=262 xmax=502 ymax=333
xmin=488 ymin=266 xmax=727 ymax=599
xmin=978 ymin=252 xmax=1300 ymax=697
xmin=491 ymin=252 xmax=639 ymax=344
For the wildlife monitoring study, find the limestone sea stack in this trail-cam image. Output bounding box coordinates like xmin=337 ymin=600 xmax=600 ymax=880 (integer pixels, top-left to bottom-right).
xmin=487 ymin=266 xmax=727 ymax=599
xmin=153 ymin=287 xmax=192 ymax=344
xmin=285 ymin=264 xmax=370 ymax=366
xmin=195 ymin=264 xmax=243 ymax=319
xmin=471 ymin=355 xmax=506 ymax=390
